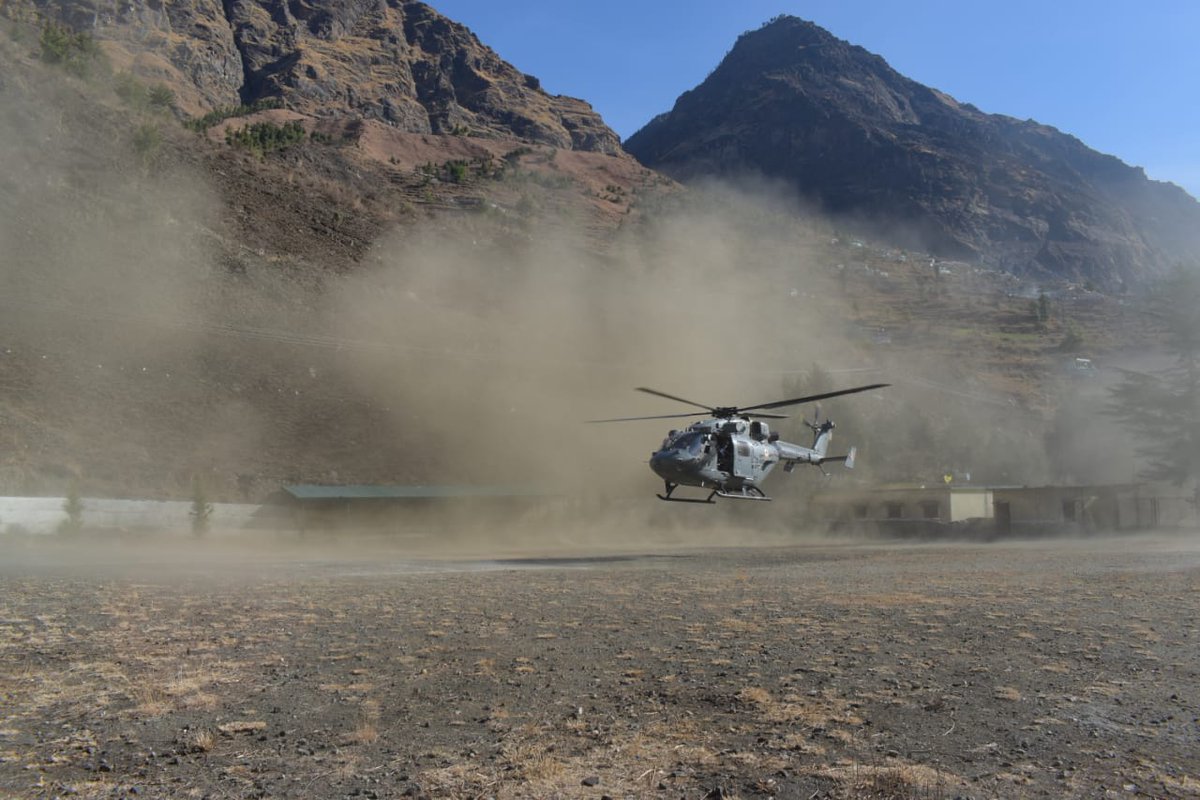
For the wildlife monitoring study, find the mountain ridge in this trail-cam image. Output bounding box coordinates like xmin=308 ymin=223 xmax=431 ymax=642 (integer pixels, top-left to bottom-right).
xmin=22 ymin=0 xmax=622 ymax=153
xmin=625 ymin=15 xmax=1200 ymax=287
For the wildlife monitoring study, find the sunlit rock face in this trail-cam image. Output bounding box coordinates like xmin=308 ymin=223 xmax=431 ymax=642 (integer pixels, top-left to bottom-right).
xmin=30 ymin=0 xmax=622 ymax=153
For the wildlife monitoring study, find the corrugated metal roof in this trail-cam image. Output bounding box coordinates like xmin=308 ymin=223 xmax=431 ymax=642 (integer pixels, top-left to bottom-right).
xmin=281 ymin=484 xmax=552 ymax=500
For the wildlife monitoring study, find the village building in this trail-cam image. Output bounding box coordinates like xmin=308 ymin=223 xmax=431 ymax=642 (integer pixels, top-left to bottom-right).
xmin=810 ymin=482 xmax=1197 ymax=538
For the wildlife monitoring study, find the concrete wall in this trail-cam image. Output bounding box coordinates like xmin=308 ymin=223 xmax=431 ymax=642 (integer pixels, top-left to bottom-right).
xmin=992 ymin=488 xmax=1080 ymax=524
xmin=817 ymin=483 xmax=1195 ymax=537
xmin=0 ymin=496 xmax=261 ymax=535
xmin=813 ymin=487 xmax=993 ymax=524
xmin=949 ymin=489 xmax=993 ymax=521
xmin=1113 ymin=489 xmax=1195 ymax=529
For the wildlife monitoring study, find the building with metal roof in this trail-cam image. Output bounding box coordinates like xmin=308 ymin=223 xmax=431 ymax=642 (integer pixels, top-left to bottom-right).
xmin=267 ymin=484 xmax=561 ymax=533
xmin=278 ymin=484 xmax=554 ymax=500
xmin=810 ymin=482 xmax=1196 ymax=539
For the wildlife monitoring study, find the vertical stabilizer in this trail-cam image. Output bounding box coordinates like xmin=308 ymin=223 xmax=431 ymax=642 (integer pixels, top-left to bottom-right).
xmin=812 ymin=420 xmax=835 ymax=458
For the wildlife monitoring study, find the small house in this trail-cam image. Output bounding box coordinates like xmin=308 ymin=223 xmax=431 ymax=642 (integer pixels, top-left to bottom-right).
xmin=811 ymin=481 xmax=1196 ymax=539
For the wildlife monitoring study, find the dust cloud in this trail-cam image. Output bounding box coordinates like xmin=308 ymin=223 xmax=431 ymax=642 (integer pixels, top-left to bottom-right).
xmin=0 ymin=19 xmax=1135 ymax=555
xmin=0 ymin=32 xmax=248 ymax=498
xmin=324 ymin=184 xmax=848 ymax=494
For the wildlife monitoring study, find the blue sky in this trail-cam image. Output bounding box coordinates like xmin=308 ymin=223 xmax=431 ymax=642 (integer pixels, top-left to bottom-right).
xmin=430 ymin=1 xmax=1200 ymax=198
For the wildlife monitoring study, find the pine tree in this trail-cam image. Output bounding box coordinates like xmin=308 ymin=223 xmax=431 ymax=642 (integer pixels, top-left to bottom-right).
xmin=59 ymin=479 xmax=84 ymax=536
xmin=190 ymin=474 xmax=213 ymax=537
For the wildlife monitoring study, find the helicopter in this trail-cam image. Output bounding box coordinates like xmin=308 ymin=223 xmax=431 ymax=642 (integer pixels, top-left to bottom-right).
xmin=589 ymin=383 xmax=888 ymax=503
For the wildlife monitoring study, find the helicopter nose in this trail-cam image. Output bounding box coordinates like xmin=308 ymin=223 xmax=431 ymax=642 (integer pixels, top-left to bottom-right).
xmin=649 ymin=449 xmax=694 ymax=480
xmin=649 ymin=450 xmax=672 ymax=476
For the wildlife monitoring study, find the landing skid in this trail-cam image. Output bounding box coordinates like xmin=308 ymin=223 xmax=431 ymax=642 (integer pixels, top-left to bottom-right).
xmin=656 ymin=482 xmax=771 ymax=503
xmin=657 ymin=481 xmax=717 ymax=504
xmin=714 ymin=486 xmax=771 ymax=501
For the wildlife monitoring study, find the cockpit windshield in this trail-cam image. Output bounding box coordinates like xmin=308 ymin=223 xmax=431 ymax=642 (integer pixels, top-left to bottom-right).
xmin=668 ymin=431 xmax=706 ymax=457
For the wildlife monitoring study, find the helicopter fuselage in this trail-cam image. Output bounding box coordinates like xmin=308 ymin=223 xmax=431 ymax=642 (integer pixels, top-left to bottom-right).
xmin=649 ymin=417 xmax=835 ymax=500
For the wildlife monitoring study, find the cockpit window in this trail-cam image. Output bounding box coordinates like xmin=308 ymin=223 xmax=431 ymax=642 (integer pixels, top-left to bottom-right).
xmin=670 ymin=431 xmax=706 ymax=456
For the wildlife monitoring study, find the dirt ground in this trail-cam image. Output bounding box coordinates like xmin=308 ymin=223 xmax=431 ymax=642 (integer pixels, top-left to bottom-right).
xmin=2 ymin=531 xmax=1198 ymax=799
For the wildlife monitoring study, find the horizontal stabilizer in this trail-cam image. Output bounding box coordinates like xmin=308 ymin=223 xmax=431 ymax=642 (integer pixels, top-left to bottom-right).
xmin=822 ymin=446 xmax=857 ymax=470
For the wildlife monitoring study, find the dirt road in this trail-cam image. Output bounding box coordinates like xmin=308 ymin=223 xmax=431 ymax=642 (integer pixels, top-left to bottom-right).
xmin=2 ymin=533 xmax=1198 ymax=798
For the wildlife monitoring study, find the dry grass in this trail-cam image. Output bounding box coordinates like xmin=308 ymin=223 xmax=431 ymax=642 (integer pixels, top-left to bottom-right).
xmin=418 ymin=733 xmax=568 ymax=797
xmin=187 ymin=729 xmax=215 ymax=753
xmin=346 ymin=720 xmax=379 ymax=745
xmin=412 ymin=763 xmax=498 ymax=797
xmin=345 ymin=699 xmax=381 ymax=745
xmin=1155 ymin=772 xmax=1200 ymax=794
xmin=778 ymin=733 xmax=827 ymax=754
xmin=993 ymin=686 xmax=1023 ymax=701
xmin=420 ymin=716 xmax=734 ymax=799
xmin=738 ymin=685 xmax=863 ymax=729
xmin=502 ymin=742 xmax=566 ymax=782
xmin=737 ymin=686 xmax=774 ymax=707
xmin=806 ymin=762 xmax=958 ymax=798
xmin=4 ymin=540 xmax=1197 ymax=799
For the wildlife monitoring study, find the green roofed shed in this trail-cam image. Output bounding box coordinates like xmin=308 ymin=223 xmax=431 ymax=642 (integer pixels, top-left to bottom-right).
xmin=281 ymin=484 xmax=552 ymax=500
xmin=268 ymin=484 xmax=560 ymax=533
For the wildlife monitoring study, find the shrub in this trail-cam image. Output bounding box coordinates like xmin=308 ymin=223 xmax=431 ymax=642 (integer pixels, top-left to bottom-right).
xmin=132 ymin=123 xmax=161 ymax=162
xmin=1059 ymin=322 xmax=1084 ymax=352
xmin=39 ymin=21 xmax=100 ymax=77
xmin=114 ymin=70 xmax=147 ymax=108
xmin=225 ymin=119 xmax=306 ymax=155
xmin=190 ymin=474 xmax=213 ymax=537
xmin=147 ymin=83 xmax=175 ymax=111
xmin=445 ymin=160 xmax=468 ymax=183
xmin=503 ymin=146 xmax=533 ymax=165
xmin=59 ymin=480 xmax=84 ymax=536
xmin=185 ymin=97 xmax=284 ymax=132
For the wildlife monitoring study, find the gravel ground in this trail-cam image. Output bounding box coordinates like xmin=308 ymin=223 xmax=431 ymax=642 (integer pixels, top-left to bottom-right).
xmin=1 ymin=532 xmax=1198 ymax=799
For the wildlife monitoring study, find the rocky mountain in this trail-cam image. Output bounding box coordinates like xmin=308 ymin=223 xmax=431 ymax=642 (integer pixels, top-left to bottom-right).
xmin=625 ymin=16 xmax=1200 ymax=287
xmin=20 ymin=0 xmax=621 ymax=152
xmin=0 ymin=1 xmax=667 ymax=500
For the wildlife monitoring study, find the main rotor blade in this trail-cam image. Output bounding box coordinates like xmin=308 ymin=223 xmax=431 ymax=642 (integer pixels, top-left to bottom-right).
xmin=586 ymin=410 xmax=790 ymax=422
xmin=635 ymin=387 xmax=715 ymax=412
xmin=739 ymin=383 xmax=890 ymax=413
xmin=585 ymin=411 xmax=711 ymax=424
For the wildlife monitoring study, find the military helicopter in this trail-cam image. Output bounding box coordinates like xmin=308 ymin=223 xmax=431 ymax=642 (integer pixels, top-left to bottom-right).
xmin=589 ymin=383 xmax=888 ymax=503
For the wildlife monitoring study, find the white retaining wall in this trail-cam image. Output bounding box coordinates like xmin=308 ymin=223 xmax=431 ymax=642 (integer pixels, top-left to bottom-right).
xmin=0 ymin=497 xmax=262 ymax=535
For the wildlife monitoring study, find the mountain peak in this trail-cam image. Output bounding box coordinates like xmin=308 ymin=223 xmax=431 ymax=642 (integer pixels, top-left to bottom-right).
xmin=736 ymin=14 xmax=844 ymax=50
xmin=626 ymin=17 xmax=1200 ymax=285
xmin=721 ymin=16 xmax=881 ymax=78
